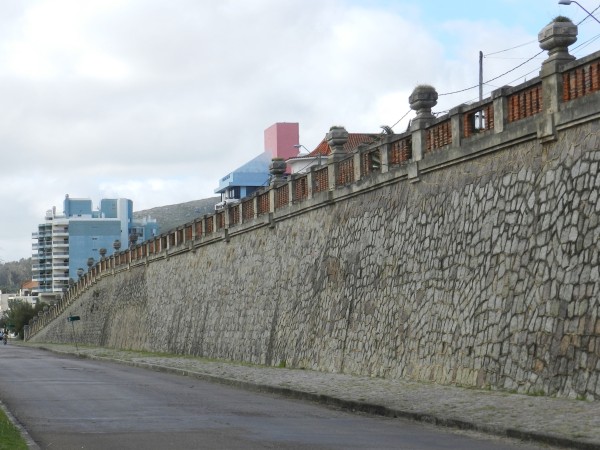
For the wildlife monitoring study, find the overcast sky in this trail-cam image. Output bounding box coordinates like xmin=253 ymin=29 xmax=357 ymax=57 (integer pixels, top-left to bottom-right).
xmin=1 ymin=0 xmax=599 ymax=262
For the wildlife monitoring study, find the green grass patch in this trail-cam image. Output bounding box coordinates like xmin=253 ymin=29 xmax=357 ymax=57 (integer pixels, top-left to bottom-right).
xmin=0 ymin=408 xmax=28 ymax=450
xmin=526 ymin=389 xmax=546 ymax=397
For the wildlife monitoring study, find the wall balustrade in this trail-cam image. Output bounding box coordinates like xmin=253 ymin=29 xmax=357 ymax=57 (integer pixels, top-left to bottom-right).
xmin=229 ymin=204 xmax=240 ymax=225
xmin=463 ymin=102 xmax=494 ymax=138
xmin=563 ymin=58 xmax=600 ymax=101
xmin=360 ymin=148 xmax=381 ymax=177
xmin=313 ymin=167 xmax=328 ymax=193
xmin=242 ymin=199 xmax=255 ymax=222
xmin=507 ymin=82 xmax=542 ymax=122
xmin=275 ymin=183 xmax=289 ymax=209
xmin=257 ymin=192 xmax=270 ymax=216
xmin=293 ymin=175 xmax=308 ymax=201
xmin=388 ymin=136 xmax=412 ymax=167
xmin=426 ymin=119 xmax=452 ymax=153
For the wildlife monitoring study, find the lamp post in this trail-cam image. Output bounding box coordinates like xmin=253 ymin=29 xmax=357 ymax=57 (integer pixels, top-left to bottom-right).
xmin=559 ymin=0 xmax=600 ymax=24
xmin=293 ymin=144 xmax=310 ymax=154
xmin=294 ymin=144 xmax=323 ymax=166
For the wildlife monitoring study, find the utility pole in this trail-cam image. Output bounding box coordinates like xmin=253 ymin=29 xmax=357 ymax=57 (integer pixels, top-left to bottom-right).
xmin=479 ymin=50 xmax=483 ymax=129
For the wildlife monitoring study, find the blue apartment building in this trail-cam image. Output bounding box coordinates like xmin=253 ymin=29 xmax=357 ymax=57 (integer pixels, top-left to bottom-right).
xmin=32 ymin=194 xmax=158 ymax=300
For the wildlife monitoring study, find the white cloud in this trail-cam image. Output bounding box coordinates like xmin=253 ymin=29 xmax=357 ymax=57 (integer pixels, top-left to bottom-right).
xmin=0 ymin=0 xmax=597 ymax=262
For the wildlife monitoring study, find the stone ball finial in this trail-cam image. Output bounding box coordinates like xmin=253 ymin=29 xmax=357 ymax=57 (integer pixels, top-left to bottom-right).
xmin=326 ymin=125 xmax=349 ymax=155
xmin=269 ymin=158 xmax=287 ymax=176
xmin=538 ymin=17 xmax=577 ymax=63
xmin=269 ymin=158 xmax=287 ymax=187
xmin=409 ymin=85 xmax=438 ymax=118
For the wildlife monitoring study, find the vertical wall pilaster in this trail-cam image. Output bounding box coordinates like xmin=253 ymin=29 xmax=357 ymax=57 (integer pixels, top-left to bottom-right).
xmin=381 ymin=143 xmax=390 ymax=174
xmin=328 ymin=159 xmax=338 ymax=190
xmin=492 ymin=87 xmax=508 ymax=134
xmin=306 ymin=169 xmax=315 ymax=199
xmin=353 ymin=151 xmax=362 ymax=181
xmin=449 ymin=106 xmax=462 ymax=148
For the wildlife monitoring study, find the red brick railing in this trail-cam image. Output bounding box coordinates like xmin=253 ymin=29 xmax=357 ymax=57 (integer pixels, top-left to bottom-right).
xmin=242 ymin=199 xmax=254 ymax=222
xmin=361 ymin=149 xmax=381 ymax=176
xmin=563 ymin=59 xmax=600 ymax=101
xmin=389 ymin=136 xmax=412 ymax=166
xmin=205 ymin=216 xmax=214 ymax=234
xmin=293 ymin=176 xmax=308 ymax=201
xmin=507 ymin=83 xmax=542 ymax=122
xmin=257 ymin=192 xmax=270 ymax=216
xmin=314 ymin=167 xmax=328 ymax=193
xmin=463 ymin=103 xmax=494 ymax=138
xmin=426 ymin=119 xmax=452 ymax=152
xmin=275 ymin=184 xmax=289 ymax=209
xmin=336 ymin=158 xmax=354 ymax=185
xmin=216 ymin=211 xmax=225 ymax=230
xmin=229 ymin=204 xmax=240 ymax=226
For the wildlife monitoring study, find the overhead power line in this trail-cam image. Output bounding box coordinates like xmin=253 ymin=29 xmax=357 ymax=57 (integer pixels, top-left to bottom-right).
xmin=439 ymin=49 xmax=544 ymax=97
xmin=484 ymin=40 xmax=537 ymax=56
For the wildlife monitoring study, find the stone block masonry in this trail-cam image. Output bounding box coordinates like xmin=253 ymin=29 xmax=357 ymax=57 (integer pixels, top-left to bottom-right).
xmin=30 ymin=22 xmax=600 ymax=400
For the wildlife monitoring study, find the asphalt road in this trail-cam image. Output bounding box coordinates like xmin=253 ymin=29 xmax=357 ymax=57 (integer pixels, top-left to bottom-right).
xmin=0 ymin=345 xmax=548 ymax=450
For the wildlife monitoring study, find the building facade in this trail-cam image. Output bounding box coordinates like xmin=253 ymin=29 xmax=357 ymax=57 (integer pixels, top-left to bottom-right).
xmin=32 ymin=195 xmax=158 ymax=300
xmin=215 ymin=123 xmax=300 ymax=203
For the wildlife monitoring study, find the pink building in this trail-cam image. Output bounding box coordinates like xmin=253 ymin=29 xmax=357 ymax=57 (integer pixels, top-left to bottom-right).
xmin=264 ymin=123 xmax=300 ymax=160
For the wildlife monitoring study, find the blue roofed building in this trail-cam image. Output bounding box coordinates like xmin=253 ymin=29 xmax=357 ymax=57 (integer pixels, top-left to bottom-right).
xmin=215 ymin=152 xmax=273 ymax=201
xmin=215 ymin=123 xmax=300 ymax=204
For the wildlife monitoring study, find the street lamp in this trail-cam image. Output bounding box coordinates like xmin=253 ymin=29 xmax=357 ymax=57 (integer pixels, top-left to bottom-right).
xmin=293 ymin=144 xmax=310 ymax=154
xmin=293 ymin=144 xmax=323 ymax=166
xmin=558 ymin=0 xmax=600 ymax=24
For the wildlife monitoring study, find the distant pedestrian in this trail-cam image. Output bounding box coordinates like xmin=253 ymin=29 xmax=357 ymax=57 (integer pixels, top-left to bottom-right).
xmin=2 ymin=333 xmax=7 ymax=345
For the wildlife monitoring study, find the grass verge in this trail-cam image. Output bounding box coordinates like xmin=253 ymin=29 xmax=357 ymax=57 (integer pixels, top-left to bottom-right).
xmin=0 ymin=407 xmax=28 ymax=450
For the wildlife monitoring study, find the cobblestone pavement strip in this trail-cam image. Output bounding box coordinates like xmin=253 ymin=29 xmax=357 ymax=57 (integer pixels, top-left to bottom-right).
xmin=21 ymin=343 xmax=600 ymax=449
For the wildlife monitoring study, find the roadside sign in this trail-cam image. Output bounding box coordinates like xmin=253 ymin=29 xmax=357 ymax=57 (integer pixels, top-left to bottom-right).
xmin=67 ymin=314 xmax=80 ymax=351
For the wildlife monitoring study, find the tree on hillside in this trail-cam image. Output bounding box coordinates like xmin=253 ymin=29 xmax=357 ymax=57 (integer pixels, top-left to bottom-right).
xmin=0 ymin=258 xmax=32 ymax=292
xmin=1 ymin=299 xmax=47 ymax=339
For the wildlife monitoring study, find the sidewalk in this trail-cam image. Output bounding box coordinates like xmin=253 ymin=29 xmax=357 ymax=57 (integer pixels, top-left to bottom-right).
xmin=23 ymin=342 xmax=600 ymax=449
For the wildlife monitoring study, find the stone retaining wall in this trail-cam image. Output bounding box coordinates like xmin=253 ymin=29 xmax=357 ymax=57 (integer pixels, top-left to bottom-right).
xmin=32 ymin=119 xmax=600 ymax=399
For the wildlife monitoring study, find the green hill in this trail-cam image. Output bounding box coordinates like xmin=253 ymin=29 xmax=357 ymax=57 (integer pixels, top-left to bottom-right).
xmin=133 ymin=197 xmax=220 ymax=235
xmin=0 ymin=258 xmax=32 ymax=293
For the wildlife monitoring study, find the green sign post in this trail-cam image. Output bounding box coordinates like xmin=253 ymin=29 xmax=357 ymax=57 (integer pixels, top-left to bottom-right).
xmin=67 ymin=314 xmax=80 ymax=350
